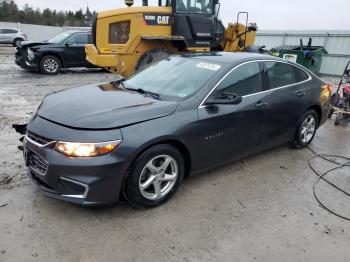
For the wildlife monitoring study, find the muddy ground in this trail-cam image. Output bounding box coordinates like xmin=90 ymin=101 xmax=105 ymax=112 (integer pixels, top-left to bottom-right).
xmin=0 ymin=45 xmax=350 ymax=262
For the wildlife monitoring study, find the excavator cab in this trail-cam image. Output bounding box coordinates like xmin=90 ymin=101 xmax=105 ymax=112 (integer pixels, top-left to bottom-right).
xmin=141 ymin=0 xmax=223 ymax=50
xmin=171 ymin=0 xmax=217 ymax=49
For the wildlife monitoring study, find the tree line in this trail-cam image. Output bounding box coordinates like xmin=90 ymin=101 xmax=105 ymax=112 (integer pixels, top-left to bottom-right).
xmin=0 ymin=0 xmax=96 ymax=27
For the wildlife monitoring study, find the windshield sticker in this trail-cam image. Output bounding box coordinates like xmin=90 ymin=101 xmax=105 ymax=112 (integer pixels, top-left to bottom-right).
xmin=196 ymin=62 xmax=221 ymax=71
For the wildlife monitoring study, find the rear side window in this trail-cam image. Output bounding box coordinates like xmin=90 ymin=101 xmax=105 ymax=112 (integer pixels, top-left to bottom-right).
xmin=215 ymin=62 xmax=263 ymax=97
xmin=67 ymin=33 xmax=90 ymax=45
xmin=265 ymin=62 xmax=296 ymax=89
xmin=109 ymin=21 xmax=130 ymax=44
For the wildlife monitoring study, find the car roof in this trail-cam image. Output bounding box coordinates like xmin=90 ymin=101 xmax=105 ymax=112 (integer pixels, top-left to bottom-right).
xmin=180 ymin=52 xmax=284 ymax=66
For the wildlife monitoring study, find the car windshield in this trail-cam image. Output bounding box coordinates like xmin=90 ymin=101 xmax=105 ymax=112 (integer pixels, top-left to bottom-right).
xmin=123 ymin=56 xmax=222 ymax=100
xmin=48 ymin=32 xmax=73 ymax=43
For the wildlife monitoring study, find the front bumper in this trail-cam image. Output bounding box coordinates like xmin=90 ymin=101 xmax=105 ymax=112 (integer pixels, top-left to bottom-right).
xmin=21 ymin=118 xmax=129 ymax=206
xmin=15 ymin=48 xmax=39 ymax=71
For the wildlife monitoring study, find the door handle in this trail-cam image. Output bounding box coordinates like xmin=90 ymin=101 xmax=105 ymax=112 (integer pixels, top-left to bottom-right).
xmin=255 ymin=101 xmax=268 ymax=108
xmin=296 ymin=91 xmax=307 ymax=97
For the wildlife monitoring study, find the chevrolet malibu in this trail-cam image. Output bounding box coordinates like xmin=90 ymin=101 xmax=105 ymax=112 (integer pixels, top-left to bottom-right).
xmin=17 ymin=52 xmax=331 ymax=208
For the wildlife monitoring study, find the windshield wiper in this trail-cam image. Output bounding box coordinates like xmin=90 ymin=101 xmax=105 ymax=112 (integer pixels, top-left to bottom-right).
xmin=126 ymin=88 xmax=160 ymax=100
xmin=112 ymin=77 xmax=126 ymax=89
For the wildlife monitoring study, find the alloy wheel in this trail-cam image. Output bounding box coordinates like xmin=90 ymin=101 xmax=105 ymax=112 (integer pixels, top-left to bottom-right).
xmin=138 ymin=155 xmax=178 ymax=201
xmin=300 ymin=115 xmax=316 ymax=143
xmin=43 ymin=59 xmax=59 ymax=73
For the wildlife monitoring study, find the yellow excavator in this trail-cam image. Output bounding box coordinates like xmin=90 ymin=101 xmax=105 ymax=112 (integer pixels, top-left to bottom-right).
xmin=85 ymin=0 xmax=265 ymax=76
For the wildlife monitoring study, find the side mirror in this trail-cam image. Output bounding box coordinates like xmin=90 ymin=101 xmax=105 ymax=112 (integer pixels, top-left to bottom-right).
xmin=205 ymin=92 xmax=242 ymax=106
xmin=65 ymin=42 xmax=73 ymax=47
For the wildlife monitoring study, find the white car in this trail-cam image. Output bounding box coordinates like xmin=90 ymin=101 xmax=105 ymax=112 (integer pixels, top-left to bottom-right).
xmin=0 ymin=28 xmax=28 ymax=46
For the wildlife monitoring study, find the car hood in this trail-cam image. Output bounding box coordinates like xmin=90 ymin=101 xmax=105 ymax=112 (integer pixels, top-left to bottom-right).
xmin=18 ymin=41 xmax=51 ymax=48
xmin=38 ymin=83 xmax=178 ymax=130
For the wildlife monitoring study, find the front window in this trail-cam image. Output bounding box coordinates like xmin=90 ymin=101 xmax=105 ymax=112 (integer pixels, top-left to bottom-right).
xmin=215 ymin=62 xmax=263 ymax=97
xmin=109 ymin=21 xmax=130 ymax=44
xmin=176 ymin=0 xmax=213 ymax=14
xmin=48 ymin=32 xmax=73 ymax=43
xmin=123 ymin=56 xmax=222 ymax=100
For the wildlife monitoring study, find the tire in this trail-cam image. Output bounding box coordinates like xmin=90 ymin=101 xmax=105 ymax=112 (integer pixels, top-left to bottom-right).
xmin=290 ymin=109 xmax=318 ymax=149
xmin=135 ymin=49 xmax=170 ymax=71
xmin=40 ymin=55 xmax=61 ymax=75
xmin=327 ymin=107 xmax=334 ymax=119
xmin=13 ymin=38 xmax=23 ymax=47
xmin=124 ymin=144 xmax=185 ymax=208
xmin=335 ymin=113 xmax=342 ymax=125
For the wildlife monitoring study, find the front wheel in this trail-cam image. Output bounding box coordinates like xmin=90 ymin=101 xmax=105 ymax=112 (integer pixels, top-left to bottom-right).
xmin=124 ymin=144 xmax=185 ymax=208
xmin=135 ymin=49 xmax=170 ymax=71
xmin=40 ymin=55 xmax=61 ymax=75
xmin=290 ymin=109 xmax=318 ymax=149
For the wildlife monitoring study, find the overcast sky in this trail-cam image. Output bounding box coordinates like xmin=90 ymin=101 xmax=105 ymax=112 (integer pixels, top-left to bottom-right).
xmin=14 ymin=0 xmax=350 ymax=30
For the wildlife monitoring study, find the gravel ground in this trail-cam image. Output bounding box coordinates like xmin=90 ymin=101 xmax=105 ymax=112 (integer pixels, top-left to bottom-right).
xmin=0 ymin=45 xmax=350 ymax=262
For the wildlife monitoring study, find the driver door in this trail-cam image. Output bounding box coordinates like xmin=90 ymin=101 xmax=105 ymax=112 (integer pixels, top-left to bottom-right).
xmin=62 ymin=32 xmax=92 ymax=67
xmin=196 ymin=61 xmax=269 ymax=169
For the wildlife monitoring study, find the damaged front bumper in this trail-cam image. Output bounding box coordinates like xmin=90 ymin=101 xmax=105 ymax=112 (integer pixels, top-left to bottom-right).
xmin=13 ymin=118 xmax=129 ymax=206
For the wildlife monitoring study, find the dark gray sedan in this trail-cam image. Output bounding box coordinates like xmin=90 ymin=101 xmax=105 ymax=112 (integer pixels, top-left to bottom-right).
xmin=17 ymin=52 xmax=331 ymax=208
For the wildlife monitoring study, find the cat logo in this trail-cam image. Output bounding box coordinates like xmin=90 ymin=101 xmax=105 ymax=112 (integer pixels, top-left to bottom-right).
xmin=143 ymin=14 xmax=170 ymax=26
xmin=157 ymin=16 xmax=170 ymax=25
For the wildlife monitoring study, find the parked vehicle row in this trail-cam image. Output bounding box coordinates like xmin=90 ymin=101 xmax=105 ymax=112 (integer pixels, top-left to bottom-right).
xmin=17 ymin=52 xmax=331 ymax=208
xmin=15 ymin=30 xmax=96 ymax=74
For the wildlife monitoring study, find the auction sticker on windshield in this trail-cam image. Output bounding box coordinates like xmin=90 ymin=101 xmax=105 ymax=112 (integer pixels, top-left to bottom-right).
xmin=196 ymin=62 xmax=221 ymax=71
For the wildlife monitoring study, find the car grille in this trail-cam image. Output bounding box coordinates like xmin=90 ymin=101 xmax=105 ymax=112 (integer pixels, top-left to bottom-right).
xmin=27 ymin=131 xmax=53 ymax=145
xmin=28 ymin=150 xmax=49 ymax=175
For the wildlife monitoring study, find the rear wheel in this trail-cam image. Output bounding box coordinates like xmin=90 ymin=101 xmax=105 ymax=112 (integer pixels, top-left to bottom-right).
xmin=13 ymin=38 xmax=23 ymax=47
xmin=135 ymin=49 xmax=170 ymax=71
xmin=124 ymin=144 xmax=184 ymax=208
xmin=335 ymin=113 xmax=342 ymax=125
xmin=290 ymin=109 xmax=318 ymax=149
xmin=40 ymin=55 xmax=61 ymax=75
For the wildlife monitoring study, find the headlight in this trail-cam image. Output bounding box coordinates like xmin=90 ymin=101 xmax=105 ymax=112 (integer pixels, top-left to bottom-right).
xmin=54 ymin=140 xmax=121 ymax=157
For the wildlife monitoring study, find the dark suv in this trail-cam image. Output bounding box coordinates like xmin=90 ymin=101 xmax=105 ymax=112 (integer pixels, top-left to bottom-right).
xmin=15 ymin=31 xmax=96 ymax=75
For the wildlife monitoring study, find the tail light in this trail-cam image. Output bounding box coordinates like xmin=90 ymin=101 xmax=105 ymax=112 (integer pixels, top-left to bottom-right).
xmin=320 ymin=84 xmax=332 ymax=104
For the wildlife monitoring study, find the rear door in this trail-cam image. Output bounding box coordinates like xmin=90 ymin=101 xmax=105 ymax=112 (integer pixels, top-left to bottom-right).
xmin=196 ymin=61 xmax=269 ymax=168
xmin=62 ymin=32 xmax=92 ymax=67
xmin=262 ymin=61 xmax=311 ymax=144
